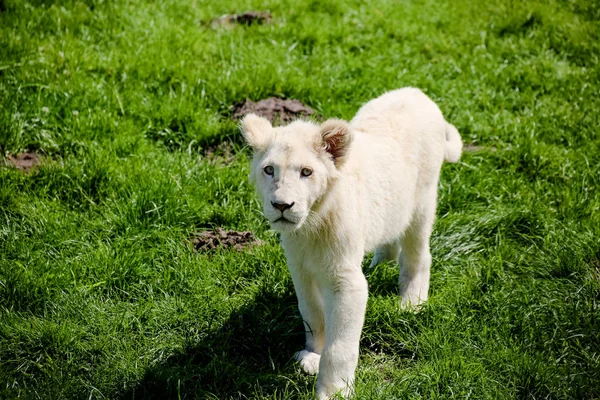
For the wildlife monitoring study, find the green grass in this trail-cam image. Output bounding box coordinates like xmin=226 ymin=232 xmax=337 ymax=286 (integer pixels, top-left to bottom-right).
xmin=1 ymin=0 xmax=599 ymax=398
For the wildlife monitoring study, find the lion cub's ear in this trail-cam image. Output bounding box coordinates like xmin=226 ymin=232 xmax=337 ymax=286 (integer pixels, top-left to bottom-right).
xmin=320 ymin=119 xmax=353 ymax=166
xmin=241 ymin=113 xmax=273 ymax=151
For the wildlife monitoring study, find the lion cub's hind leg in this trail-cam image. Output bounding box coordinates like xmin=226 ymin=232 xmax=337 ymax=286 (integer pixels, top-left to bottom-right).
xmin=398 ymin=189 xmax=437 ymax=308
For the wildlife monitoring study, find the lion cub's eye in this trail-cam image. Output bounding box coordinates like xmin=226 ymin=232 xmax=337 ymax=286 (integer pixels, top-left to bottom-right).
xmin=263 ymin=165 xmax=274 ymax=176
xmin=301 ymin=168 xmax=313 ymax=177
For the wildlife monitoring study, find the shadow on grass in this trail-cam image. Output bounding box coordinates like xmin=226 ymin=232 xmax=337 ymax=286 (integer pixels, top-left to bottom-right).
xmin=122 ymin=262 xmax=412 ymax=399
xmin=363 ymin=260 xmax=401 ymax=297
xmin=122 ymin=286 xmax=309 ymax=399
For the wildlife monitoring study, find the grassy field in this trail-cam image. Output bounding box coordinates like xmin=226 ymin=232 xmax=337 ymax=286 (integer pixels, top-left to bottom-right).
xmin=1 ymin=0 xmax=599 ymax=398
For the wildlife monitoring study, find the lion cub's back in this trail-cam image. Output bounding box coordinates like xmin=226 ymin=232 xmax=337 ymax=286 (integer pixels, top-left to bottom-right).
xmin=345 ymin=88 xmax=448 ymax=246
xmin=350 ymin=87 xmax=447 ymax=174
xmin=350 ymin=88 xmax=446 ymax=142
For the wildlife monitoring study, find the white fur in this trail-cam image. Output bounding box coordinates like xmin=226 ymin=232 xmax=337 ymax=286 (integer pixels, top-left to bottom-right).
xmin=241 ymin=88 xmax=462 ymax=399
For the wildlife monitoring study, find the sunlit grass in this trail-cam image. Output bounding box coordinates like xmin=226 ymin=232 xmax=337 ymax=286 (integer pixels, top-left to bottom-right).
xmin=1 ymin=0 xmax=599 ymax=398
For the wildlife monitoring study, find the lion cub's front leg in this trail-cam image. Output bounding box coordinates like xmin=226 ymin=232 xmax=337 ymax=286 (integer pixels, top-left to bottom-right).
xmin=289 ymin=267 xmax=326 ymax=375
xmin=316 ymin=270 xmax=369 ymax=399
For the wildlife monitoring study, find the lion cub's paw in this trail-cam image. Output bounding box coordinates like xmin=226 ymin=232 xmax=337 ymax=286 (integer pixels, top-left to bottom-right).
xmin=295 ymin=350 xmax=321 ymax=375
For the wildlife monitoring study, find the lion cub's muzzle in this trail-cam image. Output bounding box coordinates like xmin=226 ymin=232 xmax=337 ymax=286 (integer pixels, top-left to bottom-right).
xmin=271 ymin=201 xmax=296 ymax=223
xmin=267 ymin=200 xmax=303 ymax=228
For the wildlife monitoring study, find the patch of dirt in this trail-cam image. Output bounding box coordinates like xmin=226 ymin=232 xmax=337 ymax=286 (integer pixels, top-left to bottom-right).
xmin=190 ymin=228 xmax=262 ymax=252
xmin=232 ymin=97 xmax=315 ymax=125
xmin=4 ymin=152 xmax=42 ymax=173
xmin=212 ymin=11 xmax=272 ymax=27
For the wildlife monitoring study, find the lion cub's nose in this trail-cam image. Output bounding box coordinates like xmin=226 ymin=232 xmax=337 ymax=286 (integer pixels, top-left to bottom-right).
xmin=271 ymin=201 xmax=295 ymax=212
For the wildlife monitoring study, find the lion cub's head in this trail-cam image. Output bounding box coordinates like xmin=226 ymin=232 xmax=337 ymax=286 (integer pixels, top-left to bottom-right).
xmin=241 ymin=114 xmax=353 ymax=232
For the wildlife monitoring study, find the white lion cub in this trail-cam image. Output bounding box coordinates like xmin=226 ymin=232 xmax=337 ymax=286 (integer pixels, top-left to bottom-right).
xmin=241 ymin=88 xmax=462 ymax=399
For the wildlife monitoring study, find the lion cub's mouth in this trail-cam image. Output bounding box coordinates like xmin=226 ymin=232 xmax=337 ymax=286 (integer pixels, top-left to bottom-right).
xmin=274 ymin=216 xmax=294 ymax=224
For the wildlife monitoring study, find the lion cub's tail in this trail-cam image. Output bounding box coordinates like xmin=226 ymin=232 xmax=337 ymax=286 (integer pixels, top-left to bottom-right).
xmin=444 ymin=123 xmax=462 ymax=163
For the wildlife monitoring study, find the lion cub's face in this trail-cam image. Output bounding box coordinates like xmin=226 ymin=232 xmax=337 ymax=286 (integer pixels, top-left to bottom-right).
xmin=241 ymin=114 xmax=353 ymax=232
